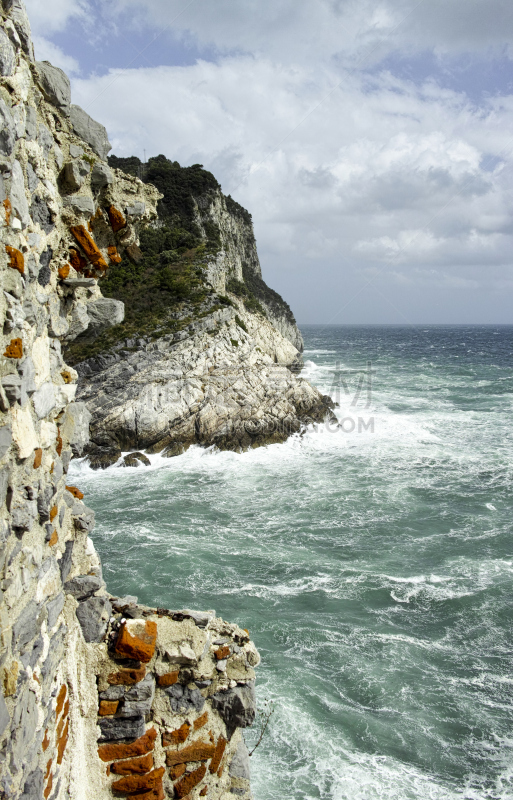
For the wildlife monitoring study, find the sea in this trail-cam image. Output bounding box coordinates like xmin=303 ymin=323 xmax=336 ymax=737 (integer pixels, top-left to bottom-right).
xmin=68 ymin=325 xmax=513 ymax=800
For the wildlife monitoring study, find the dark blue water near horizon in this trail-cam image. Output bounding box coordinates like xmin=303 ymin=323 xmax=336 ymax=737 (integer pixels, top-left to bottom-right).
xmin=70 ymin=325 xmax=513 ymax=800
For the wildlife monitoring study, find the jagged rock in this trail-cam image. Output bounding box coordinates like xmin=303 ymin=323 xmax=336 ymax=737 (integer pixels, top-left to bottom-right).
xmin=85 ymin=445 xmax=121 ymax=470
xmin=59 ymin=541 xmax=74 ymax=582
xmin=35 ymin=61 xmax=71 ymax=115
xmin=70 ymin=104 xmax=112 ymax=160
xmin=229 ymin=740 xmax=251 ymax=779
xmin=0 ymin=98 xmax=15 ymax=156
xmin=60 ymin=159 xmax=90 ymax=192
xmin=91 ymin=163 xmax=113 ymax=190
xmin=0 ymin=28 xmax=15 ymax=76
xmin=82 ymin=298 xmax=125 ymax=339
xmin=75 ymin=595 xmax=111 ymax=642
xmin=19 ymin=768 xmax=43 ymax=800
xmin=120 ymin=452 xmax=151 ymax=468
xmin=63 ymin=194 xmax=95 ymax=216
xmin=46 ymin=592 xmax=65 ymax=630
xmin=12 ymin=600 xmax=45 ymax=651
xmin=211 ymin=683 xmax=256 ymax=732
xmin=64 ymin=574 xmax=104 ymax=600
xmin=10 ymin=159 xmax=30 ymax=227
xmin=5 ymin=0 xmax=34 ymax=60
xmin=60 ymin=402 xmax=92 ymax=457
xmin=0 ymin=692 xmax=9 ymax=737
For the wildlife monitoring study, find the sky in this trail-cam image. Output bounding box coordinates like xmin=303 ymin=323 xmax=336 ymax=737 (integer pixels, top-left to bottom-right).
xmin=24 ymin=0 xmax=513 ymax=324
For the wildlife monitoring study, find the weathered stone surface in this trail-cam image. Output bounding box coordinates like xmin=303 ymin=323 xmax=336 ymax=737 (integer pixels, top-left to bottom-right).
xmin=107 ymin=666 xmax=146 ymax=686
xmin=0 ymin=28 xmax=15 ymax=76
xmin=166 ymin=684 xmax=205 ymax=714
xmin=36 ymin=60 xmax=71 ymax=114
xmin=98 ymin=713 xmax=146 ymax=743
xmin=97 ymin=727 xmax=157 ymax=761
xmin=173 ymin=764 xmax=206 ymax=799
xmin=0 ymin=424 xmax=12 ymax=459
xmin=111 ymin=766 xmax=165 ymax=793
xmin=12 ymin=600 xmax=45 ymax=651
xmin=117 ymin=674 xmax=155 ymax=718
xmin=0 ymin=691 xmax=9 ymax=737
xmin=19 ymin=768 xmax=44 ymax=800
xmin=110 ymin=752 xmax=154 ymax=775
xmin=64 ymin=574 xmax=104 ymax=599
xmin=0 ymin=98 xmax=15 ymax=156
xmin=84 ymin=298 xmax=125 ymax=338
xmin=60 ymin=159 xmax=89 ymax=192
xmin=211 ymin=683 xmax=256 ymax=731
xmin=229 ymin=739 xmax=250 ymax=779
xmin=91 ymin=163 xmax=113 ymax=190
xmin=210 ymin=736 xmax=227 ymax=774
xmin=33 ymin=382 xmax=56 ymax=419
xmin=63 ymin=194 xmax=95 ymax=216
xmin=10 ymin=159 xmax=30 ymax=228
xmin=60 ymin=402 xmax=92 ymax=457
xmin=165 ymin=742 xmax=215 ymax=766
xmin=29 ymin=195 xmax=54 ymax=233
xmin=162 ymin=721 xmax=190 ymax=747
xmin=47 ymin=593 xmax=65 ymax=630
xmin=75 ymin=595 xmax=111 ymax=642
xmin=70 ymin=104 xmax=111 ymax=159
xmin=59 ymin=540 xmax=74 ymax=582
xmin=114 ymin=619 xmax=157 ymax=663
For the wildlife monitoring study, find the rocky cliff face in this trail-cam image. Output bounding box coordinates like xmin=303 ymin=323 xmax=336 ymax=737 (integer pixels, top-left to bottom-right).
xmin=0 ymin=5 xmax=261 ymax=799
xmin=69 ymin=155 xmax=331 ymax=467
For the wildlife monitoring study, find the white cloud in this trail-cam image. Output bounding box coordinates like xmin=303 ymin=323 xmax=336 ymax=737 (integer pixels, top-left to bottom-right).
xmin=32 ymin=36 xmax=80 ymax=75
xmin=24 ymin=0 xmax=89 ymax=36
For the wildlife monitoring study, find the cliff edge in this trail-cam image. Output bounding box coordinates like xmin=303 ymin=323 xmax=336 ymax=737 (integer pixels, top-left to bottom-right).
xmin=0 ymin=5 xmax=261 ymax=800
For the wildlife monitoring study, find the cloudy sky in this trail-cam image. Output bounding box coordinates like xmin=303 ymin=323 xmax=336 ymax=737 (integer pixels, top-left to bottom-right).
xmin=25 ymin=0 xmax=513 ymax=323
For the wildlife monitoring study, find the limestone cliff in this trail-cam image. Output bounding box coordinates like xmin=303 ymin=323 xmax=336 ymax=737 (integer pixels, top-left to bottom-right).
xmin=0 ymin=5 xmax=260 ymax=800
xmin=68 ymin=156 xmax=332 ymax=467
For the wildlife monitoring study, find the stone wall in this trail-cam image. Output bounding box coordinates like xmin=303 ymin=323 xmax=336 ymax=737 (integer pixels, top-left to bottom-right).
xmin=0 ymin=4 xmax=259 ymax=799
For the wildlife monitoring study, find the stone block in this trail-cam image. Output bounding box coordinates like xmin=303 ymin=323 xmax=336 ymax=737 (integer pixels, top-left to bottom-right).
xmin=165 ymin=684 xmax=205 ymax=714
xmin=70 ymin=104 xmax=111 ymax=159
xmin=64 ymin=574 xmax=104 ymax=600
xmin=11 ymin=496 xmax=37 ymax=531
xmin=76 ymin=595 xmax=111 ymax=642
xmin=229 ymin=740 xmax=250 ymax=779
xmin=60 ymin=159 xmax=89 ymax=192
xmin=63 ymin=195 xmax=95 ymax=216
xmin=97 ymin=726 xmax=157 ymax=761
xmin=111 ymin=766 xmax=165 ymax=793
xmin=173 ymin=764 xmax=206 ymax=799
xmin=194 ymin=711 xmax=209 ymax=731
xmin=169 ymin=764 xmax=186 ymax=780
xmin=33 ymin=383 xmax=56 ymax=419
xmin=91 ymin=163 xmax=113 ymax=190
xmin=0 ymin=99 xmax=15 ymax=156
xmin=211 ymin=682 xmax=256 ymax=732
xmin=98 ymin=700 xmax=119 ymax=716
xmin=60 ymin=402 xmax=92 ymax=457
xmin=10 ymin=159 xmax=30 ymax=228
xmin=98 ymin=714 xmax=146 ymax=743
xmin=0 ymin=424 xmax=12 ymax=459
xmin=165 ymin=742 xmax=215 ymax=766
xmin=0 ymin=28 xmax=15 ymax=76
xmin=162 ymin=722 xmax=190 ymax=747
xmin=4 ymin=337 xmax=23 ymax=358
xmin=107 ymin=205 xmax=126 ymax=232
xmin=47 ymin=593 xmax=65 ymax=630
xmin=107 ymin=666 xmax=146 ymax=686
xmin=156 ymin=671 xmax=179 ymax=688
xmin=210 ymin=736 xmax=227 ymax=774
xmin=5 ymin=244 xmax=24 ymax=273
xmin=110 ymin=752 xmax=153 ymax=775
xmin=36 ymin=61 xmax=71 ymax=114
xmin=85 ymin=298 xmax=125 ymax=337
xmin=114 ymin=619 xmax=157 ymax=663
xmin=12 ymin=600 xmax=45 ymax=651
xmin=30 ymin=195 xmax=54 ymax=234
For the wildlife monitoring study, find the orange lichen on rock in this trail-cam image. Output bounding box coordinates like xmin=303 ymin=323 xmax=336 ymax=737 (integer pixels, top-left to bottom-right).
xmin=157 ymin=671 xmax=179 ymax=688
xmin=69 ymin=248 xmax=88 ymax=274
xmin=110 ymin=753 xmax=154 ymax=775
xmin=42 ymin=730 xmax=50 ymax=752
xmin=5 ymin=245 xmax=24 ymax=274
xmin=44 ymin=768 xmax=53 ymax=800
xmin=174 ymin=764 xmax=207 ymax=799
xmin=162 ymin=722 xmax=190 ymax=748
xmin=56 ymin=430 xmax=63 ymax=456
xmin=3 ymin=198 xmax=11 ymax=225
xmin=57 ymin=718 xmax=69 ymax=764
xmin=61 ymin=370 xmax=73 ymax=384
xmin=4 ymin=338 xmax=23 ymax=359
xmin=169 ymin=764 xmax=186 ymax=781
xmin=98 ymin=727 xmax=157 ymax=762
xmin=70 ymin=225 xmax=108 ymax=270
xmin=99 ymin=700 xmax=119 ymax=716
xmin=199 ymin=787 xmax=208 ymax=797
xmin=165 ymin=742 xmax=215 ymax=767
xmin=193 ymin=712 xmax=209 ymax=731
xmin=107 ymin=665 xmax=146 ymax=686
xmin=58 ymin=263 xmax=70 ymax=280
xmin=209 ymin=737 xmax=227 ymax=775
xmin=56 ymin=685 xmax=67 ymax=716
xmin=107 ymin=205 xmax=126 ymax=233
xmin=215 ymin=646 xmax=230 ymax=661
xmin=114 ymin=619 xmax=157 ymax=663
xmin=66 ymin=485 xmax=84 ymax=500
xmin=111 ymin=766 xmax=165 ymax=793
xmin=108 ymin=245 xmax=122 ymax=264
xmin=33 ymin=449 xmax=43 ymax=469
xmin=48 ymin=531 xmax=58 ymax=547
xmin=49 ymin=506 xmax=58 ymax=522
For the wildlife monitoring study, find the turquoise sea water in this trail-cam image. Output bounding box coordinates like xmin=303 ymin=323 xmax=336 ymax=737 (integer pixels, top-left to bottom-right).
xmin=69 ymin=325 xmax=513 ymax=800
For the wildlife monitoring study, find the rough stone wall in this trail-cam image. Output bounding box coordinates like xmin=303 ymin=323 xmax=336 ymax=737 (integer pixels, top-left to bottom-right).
xmin=0 ymin=5 xmax=259 ymax=799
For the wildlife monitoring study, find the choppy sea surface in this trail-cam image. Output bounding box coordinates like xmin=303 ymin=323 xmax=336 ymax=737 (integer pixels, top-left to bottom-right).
xmin=69 ymin=325 xmax=513 ymax=800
